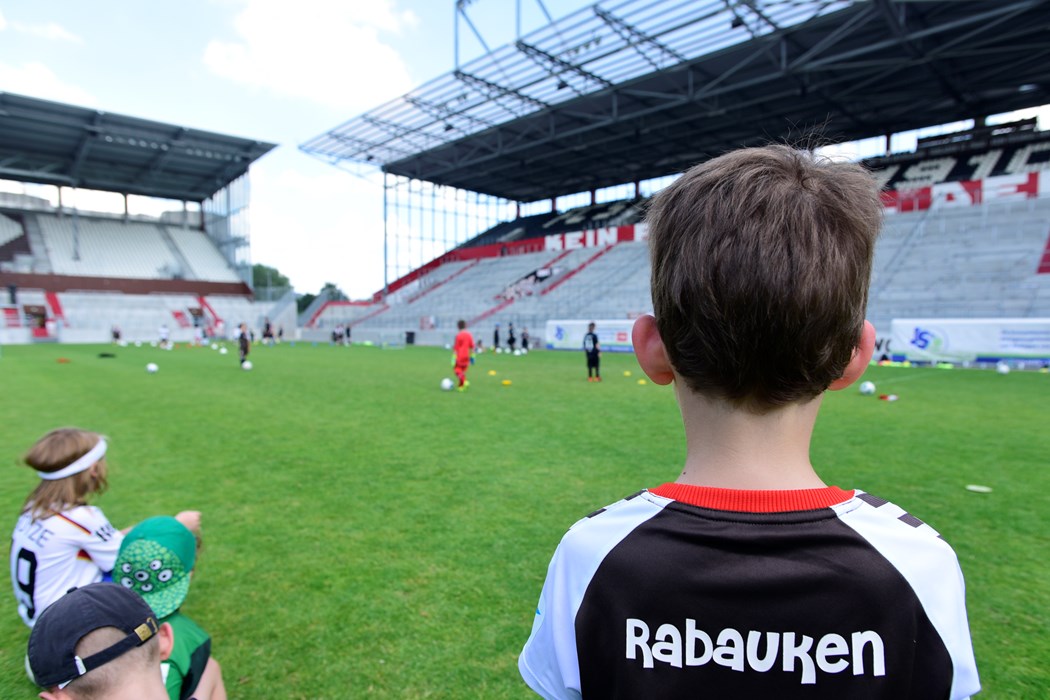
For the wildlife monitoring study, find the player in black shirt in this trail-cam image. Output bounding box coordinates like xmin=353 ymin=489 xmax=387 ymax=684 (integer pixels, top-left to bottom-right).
xmin=583 ymin=323 xmax=600 ymax=381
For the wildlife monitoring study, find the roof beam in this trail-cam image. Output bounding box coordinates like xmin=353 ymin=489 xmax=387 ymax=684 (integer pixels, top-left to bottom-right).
xmin=404 ymin=95 xmax=495 ymax=135
xmin=454 ymin=69 xmax=549 ymax=114
xmin=515 ymin=40 xmax=612 ymax=95
xmin=874 ymin=0 xmax=969 ymax=109
xmin=593 ymin=6 xmax=685 ymax=71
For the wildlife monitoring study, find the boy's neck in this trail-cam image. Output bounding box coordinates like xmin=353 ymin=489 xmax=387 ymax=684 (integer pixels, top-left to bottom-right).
xmin=675 ymin=384 xmax=826 ymax=490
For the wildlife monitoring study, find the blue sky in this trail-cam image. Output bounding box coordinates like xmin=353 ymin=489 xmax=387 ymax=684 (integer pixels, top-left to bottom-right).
xmin=1 ymin=1 xmax=1047 ymax=298
xmin=0 ymin=0 xmax=594 ymax=297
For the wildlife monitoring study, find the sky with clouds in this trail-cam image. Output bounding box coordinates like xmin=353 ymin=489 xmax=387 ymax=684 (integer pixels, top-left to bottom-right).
xmin=0 ymin=1 xmax=1047 ymax=298
xmin=0 ymin=0 xmax=593 ymax=298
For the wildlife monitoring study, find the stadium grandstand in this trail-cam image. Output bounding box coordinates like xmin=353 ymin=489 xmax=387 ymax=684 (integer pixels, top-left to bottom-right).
xmin=0 ymin=92 xmax=283 ymax=345
xmin=300 ymin=0 xmax=1050 ymax=362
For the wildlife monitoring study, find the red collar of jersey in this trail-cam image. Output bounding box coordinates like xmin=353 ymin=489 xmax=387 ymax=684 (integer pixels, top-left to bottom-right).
xmin=650 ymin=483 xmax=854 ymax=513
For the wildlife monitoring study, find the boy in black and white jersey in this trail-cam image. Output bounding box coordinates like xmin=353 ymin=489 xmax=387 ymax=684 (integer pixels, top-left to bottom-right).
xmin=518 ymin=146 xmax=979 ymax=699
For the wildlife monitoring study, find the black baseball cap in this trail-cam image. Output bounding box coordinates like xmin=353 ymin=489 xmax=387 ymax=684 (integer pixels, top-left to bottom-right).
xmin=27 ymin=582 xmax=160 ymax=689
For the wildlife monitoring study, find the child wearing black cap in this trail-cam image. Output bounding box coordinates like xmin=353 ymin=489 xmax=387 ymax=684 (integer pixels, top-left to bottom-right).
xmin=28 ymin=582 xmax=172 ymax=700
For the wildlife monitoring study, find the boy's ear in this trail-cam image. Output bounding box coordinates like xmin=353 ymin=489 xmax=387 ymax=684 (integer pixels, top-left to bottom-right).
xmin=829 ymin=320 xmax=876 ymax=391
xmin=158 ymin=622 xmax=174 ymax=661
xmin=632 ymin=315 xmax=675 ymax=385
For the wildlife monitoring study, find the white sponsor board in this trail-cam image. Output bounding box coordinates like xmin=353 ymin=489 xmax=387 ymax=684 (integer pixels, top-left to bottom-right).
xmin=545 ymin=319 xmax=636 ymax=353
xmin=891 ymin=318 xmax=1050 ymax=362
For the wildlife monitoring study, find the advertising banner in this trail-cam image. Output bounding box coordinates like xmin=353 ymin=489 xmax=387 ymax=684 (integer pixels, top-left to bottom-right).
xmin=891 ymin=318 xmax=1050 ymax=362
xmin=545 ymin=319 xmax=636 ymax=353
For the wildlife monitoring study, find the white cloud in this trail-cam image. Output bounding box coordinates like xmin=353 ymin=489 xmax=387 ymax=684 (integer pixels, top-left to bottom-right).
xmin=0 ymin=11 xmax=82 ymax=43
xmin=202 ymin=0 xmax=418 ymax=112
xmin=0 ymin=61 xmax=96 ymax=106
xmin=10 ymin=20 xmax=82 ymax=43
xmin=249 ymin=157 xmax=387 ymax=297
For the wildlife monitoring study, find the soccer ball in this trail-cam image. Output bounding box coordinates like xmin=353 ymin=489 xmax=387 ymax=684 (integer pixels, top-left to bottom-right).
xmin=219 ymin=347 xmax=228 ymax=355
xmin=513 ymin=349 xmax=521 ymax=356
xmin=859 ymin=381 xmax=876 ymax=395
xmin=145 ymin=362 xmax=158 ymax=374
xmin=440 ymin=377 xmax=454 ymax=391
xmin=242 ymin=360 xmax=253 ymax=370
xmin=996 ymin=361 xmax=1010 ymax=375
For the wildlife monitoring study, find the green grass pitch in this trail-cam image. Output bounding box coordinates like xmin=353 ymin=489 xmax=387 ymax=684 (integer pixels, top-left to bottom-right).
xmin=1 ymin=340 xmax=1047 ymax=698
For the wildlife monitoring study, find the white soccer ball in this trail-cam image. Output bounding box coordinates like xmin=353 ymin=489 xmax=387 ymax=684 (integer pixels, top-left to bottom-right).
xmin=146 ymin=362 xmax=158 ymax=374
xmin=242 ymin=360 xmax=253 ymax=371
xmin=859 ymin=380 xmax=876 ymax=396
xmin=513 ymin=349 xmax=521 ymax=356
xmin=219 ymin=347 xmax=228 ymax=355
xmin=211 ymin=343 xmax=218 ymax=350
xmin=440 ymin=377 xmax=454 ymax=391
xmin=996 ymin=361 xmax=1010 ymax=375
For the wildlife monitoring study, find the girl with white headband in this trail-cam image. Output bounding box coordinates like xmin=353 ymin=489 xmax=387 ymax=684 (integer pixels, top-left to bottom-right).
xmin=9 ymin=427 xmax=200 ymax=628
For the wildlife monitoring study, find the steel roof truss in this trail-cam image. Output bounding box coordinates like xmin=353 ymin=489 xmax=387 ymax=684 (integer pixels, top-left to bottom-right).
xmin=593 ymin=6 xmax=686 ymax=71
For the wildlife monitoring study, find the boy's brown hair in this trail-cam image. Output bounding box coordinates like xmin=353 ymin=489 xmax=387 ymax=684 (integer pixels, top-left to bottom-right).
xmin=646 ymin=145 xmax=882 ymax=412
xmin=22 ymin=428 xmax=109 ymax=520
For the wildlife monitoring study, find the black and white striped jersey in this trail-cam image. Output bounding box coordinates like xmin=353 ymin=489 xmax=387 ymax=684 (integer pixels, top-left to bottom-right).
xmin=519 ymin=484 xmax=979 ymax=699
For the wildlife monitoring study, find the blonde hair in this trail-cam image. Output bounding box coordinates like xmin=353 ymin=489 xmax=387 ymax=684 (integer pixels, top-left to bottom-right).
xmin=22 ymin=428 xmax=109 ymax=521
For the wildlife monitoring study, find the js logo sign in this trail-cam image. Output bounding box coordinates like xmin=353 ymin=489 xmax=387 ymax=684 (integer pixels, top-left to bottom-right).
xmin=910 ymin=327 xmax=943 ymax=352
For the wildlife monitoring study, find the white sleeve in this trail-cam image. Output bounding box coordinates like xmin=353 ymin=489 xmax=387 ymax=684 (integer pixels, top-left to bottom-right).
xmin=518 ymin=542 xmax=584 ymax=700
xmin=835 ymin=496 xmax=980 ymax=699
xmin=67 ymin=506 xmax=124 ymax=572
xmin=518 ymin=493 xmax=668 ymax=699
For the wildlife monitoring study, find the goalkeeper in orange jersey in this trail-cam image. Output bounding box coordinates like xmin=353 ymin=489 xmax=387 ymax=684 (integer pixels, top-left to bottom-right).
xmin=453 ymin=319 xmax=475 ymax=391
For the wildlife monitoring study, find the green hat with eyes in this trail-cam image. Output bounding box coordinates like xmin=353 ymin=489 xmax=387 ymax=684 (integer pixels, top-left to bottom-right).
xmin=114 ymin=516 xmax=196 ymax=619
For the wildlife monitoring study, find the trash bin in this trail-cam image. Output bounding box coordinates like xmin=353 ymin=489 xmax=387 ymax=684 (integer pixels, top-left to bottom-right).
xmin=405 ymin=331 xmax=416 ymax=345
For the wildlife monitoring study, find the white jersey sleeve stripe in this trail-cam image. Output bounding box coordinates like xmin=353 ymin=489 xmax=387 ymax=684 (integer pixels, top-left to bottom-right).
xmin=519 ymin=492 xmax=669 ymax=699
xmin=834 ymin=493 xmax=980 ymax=699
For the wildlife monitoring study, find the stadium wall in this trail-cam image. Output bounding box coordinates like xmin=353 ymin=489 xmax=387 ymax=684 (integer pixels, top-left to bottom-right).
xmin=0 ymin=272 xmax=251 ymax=296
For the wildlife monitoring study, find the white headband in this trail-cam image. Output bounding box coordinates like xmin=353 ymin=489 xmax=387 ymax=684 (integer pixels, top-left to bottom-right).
xmin=37 ymin=438 xmax=107 ymax=481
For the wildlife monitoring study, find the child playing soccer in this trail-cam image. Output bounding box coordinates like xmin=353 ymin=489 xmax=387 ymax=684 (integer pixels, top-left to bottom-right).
xmin=116 ymin=517 xmax=227 ymax=700
xmin=10 ymin=427 xmax=200 ymax=628
xmin=238 ymin=323 xmax=250 ymax=366
xmin=453 ymin=319 xmax=474 ymax=391
xmin=518 ymin=146 xmax=979 ymax=698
